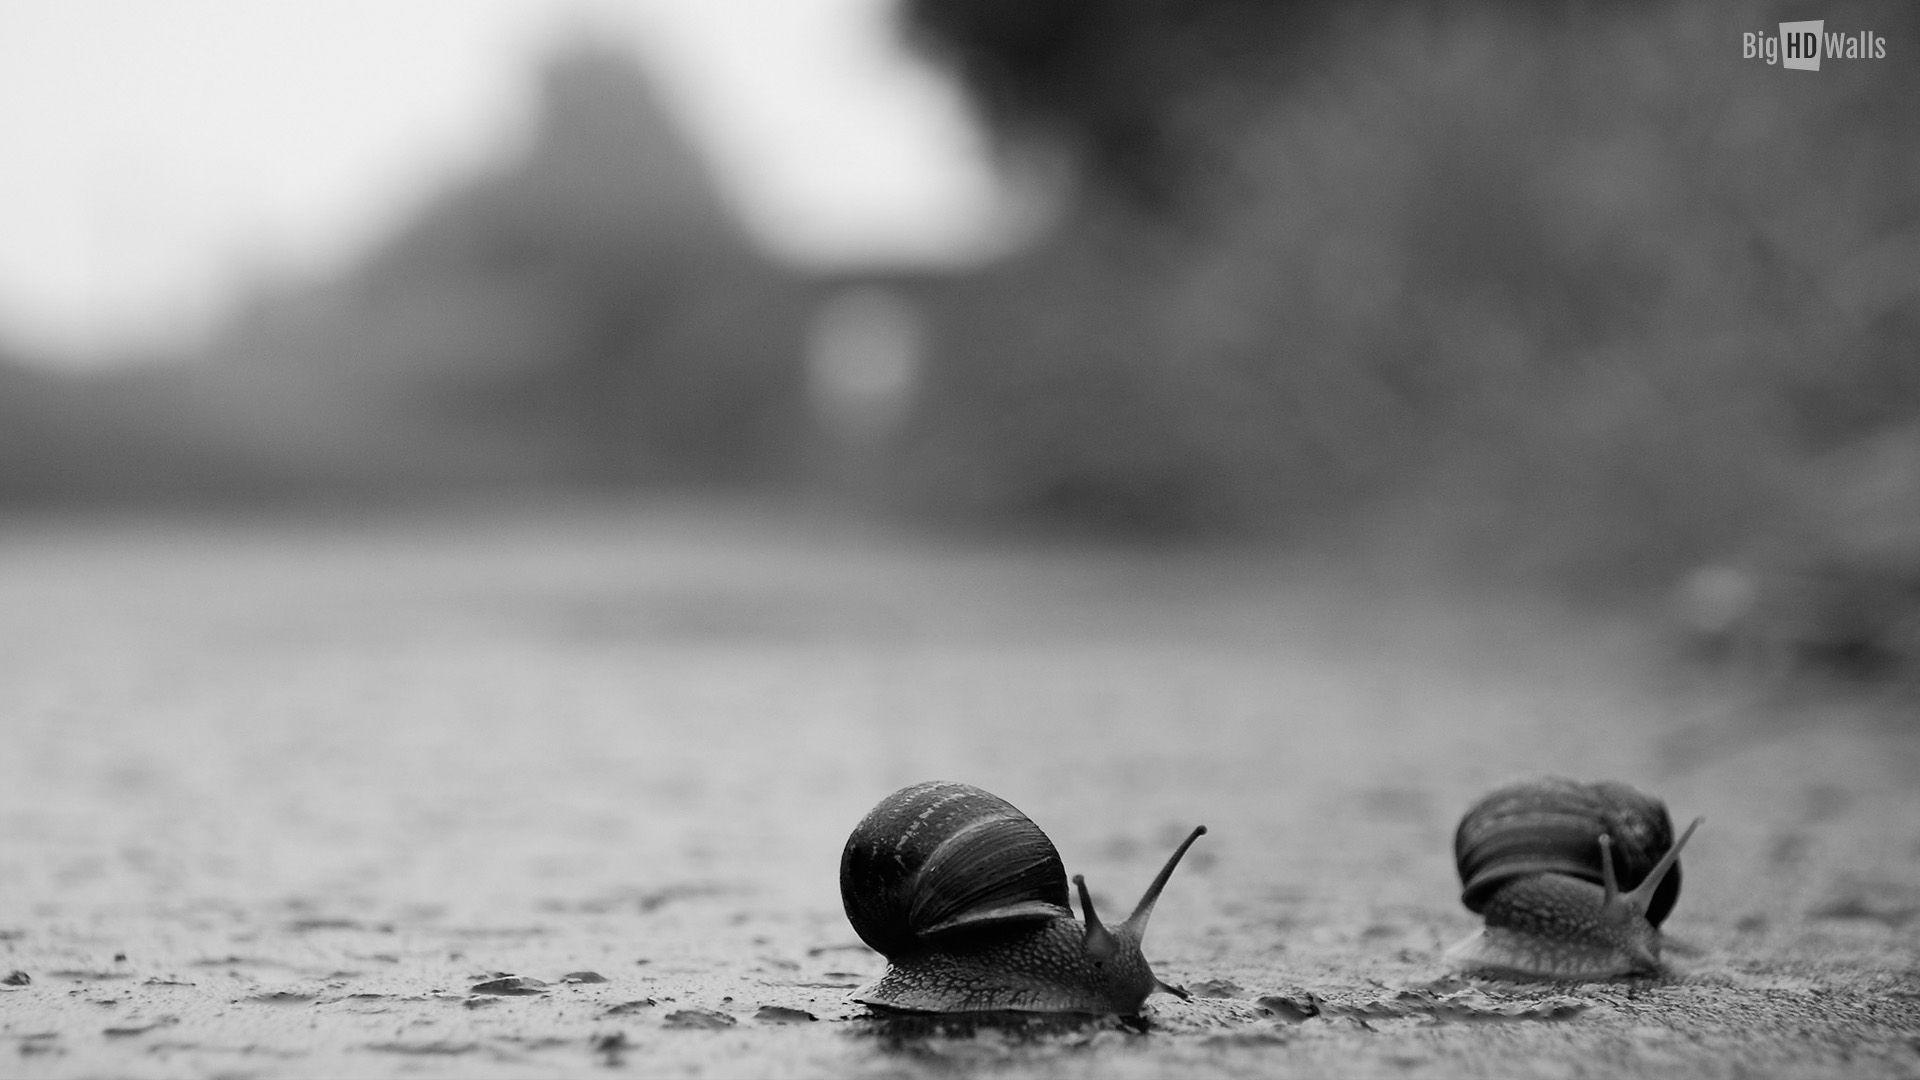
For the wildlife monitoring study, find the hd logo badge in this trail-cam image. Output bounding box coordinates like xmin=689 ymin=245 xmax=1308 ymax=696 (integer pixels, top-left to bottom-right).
xmin=1743 ymin=20 xmax=1888 ymax=70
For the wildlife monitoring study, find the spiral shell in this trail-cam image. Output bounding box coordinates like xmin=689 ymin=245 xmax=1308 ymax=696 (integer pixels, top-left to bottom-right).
xmin=840 ymin=780 xmax=1072 ymax=959
xmin=1454 ymin=776 xmax=1682 ymax=928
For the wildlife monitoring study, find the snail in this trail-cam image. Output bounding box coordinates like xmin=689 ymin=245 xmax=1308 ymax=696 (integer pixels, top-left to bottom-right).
xmin=1445 ymin=777 xmax=1703 ymax=979
xmin=839 ymin=780 xmax=1206 ymax=1015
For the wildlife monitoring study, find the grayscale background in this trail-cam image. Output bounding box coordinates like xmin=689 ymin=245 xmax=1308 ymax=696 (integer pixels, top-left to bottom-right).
xmin=1 ymin=1 xmax=1916 ymax=1076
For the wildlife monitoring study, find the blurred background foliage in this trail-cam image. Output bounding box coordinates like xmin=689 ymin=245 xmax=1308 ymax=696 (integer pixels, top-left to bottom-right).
xmin=1 ymin=0 xmax=1916 ymax=663
xmin=895 ymin=0 xmax=1919 ymax=566
xmin=204 ymin=43 xmax=815 ymax=494
xmin=0 ymin=41 xmax=816 ymax=503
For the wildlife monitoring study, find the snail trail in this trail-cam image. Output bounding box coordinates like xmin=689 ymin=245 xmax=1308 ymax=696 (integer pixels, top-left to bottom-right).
xmin=849 ymin=1009 xmax=1151 ymax=1050
xmin=1306 ymin=987 xmax=1592 ymax=1025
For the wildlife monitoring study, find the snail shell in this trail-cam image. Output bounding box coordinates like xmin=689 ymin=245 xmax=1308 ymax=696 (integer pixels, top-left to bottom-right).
xmin=840 ymin=780 xmax=1206 ymax=1015
xmin=1446 ymin=777 xmax=1702 ymax=979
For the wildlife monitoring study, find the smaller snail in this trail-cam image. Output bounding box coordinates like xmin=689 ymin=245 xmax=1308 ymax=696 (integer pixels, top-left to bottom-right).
xmin=840 ymin=780 xmax=1206 ymax=1015
xmin=1445 ymin=777 xmax=1703 ymax=979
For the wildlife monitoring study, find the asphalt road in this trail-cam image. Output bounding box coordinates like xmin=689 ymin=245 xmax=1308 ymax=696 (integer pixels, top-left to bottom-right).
xmin=2 ymin=498 xmax=1916 ymax=1078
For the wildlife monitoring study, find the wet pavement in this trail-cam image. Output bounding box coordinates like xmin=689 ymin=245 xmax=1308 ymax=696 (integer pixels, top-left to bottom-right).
xmin=2 ymin=499 xmax=1917 ymax=1078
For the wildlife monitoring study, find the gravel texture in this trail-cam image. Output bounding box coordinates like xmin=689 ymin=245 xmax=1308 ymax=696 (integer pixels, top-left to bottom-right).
xmin=2 ymin=499 xmax=1916 ymax=1078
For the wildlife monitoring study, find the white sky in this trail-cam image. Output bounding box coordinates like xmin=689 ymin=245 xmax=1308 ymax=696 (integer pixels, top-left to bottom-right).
xmin=0 ymin=0 xmax=1012 ymax=364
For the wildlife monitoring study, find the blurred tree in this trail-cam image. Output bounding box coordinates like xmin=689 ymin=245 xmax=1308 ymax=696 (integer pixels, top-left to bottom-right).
xmin=891 ymin=0 xmax=1920 ymax=587
xmin=205 ymin=40 xmax=812 ymax=493
xmin=901 ymin=0 xmax=1342 ymax=217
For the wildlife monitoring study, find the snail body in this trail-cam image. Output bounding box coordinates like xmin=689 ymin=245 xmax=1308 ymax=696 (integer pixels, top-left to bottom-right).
xmin=1446 ymin=777 xmax=1702 ymax=979
xmin=840 ymin=780 xmax=1205 ymax=1015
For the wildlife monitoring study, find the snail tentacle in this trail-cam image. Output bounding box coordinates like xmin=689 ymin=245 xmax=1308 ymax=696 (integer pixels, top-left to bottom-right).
xmin=1124 ymin=825 xmax=1208 ymax=931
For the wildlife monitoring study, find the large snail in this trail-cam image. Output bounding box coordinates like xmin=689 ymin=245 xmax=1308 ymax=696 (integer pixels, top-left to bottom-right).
xmin=840 ymin=780 xmax=1206 ymax=1015
xmin=1445 ymin=777 xmax=1703 ymax=979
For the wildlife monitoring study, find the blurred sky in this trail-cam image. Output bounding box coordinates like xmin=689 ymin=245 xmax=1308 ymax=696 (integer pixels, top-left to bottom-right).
xmin=0 ymin=0 xmax=1008 ymax=365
